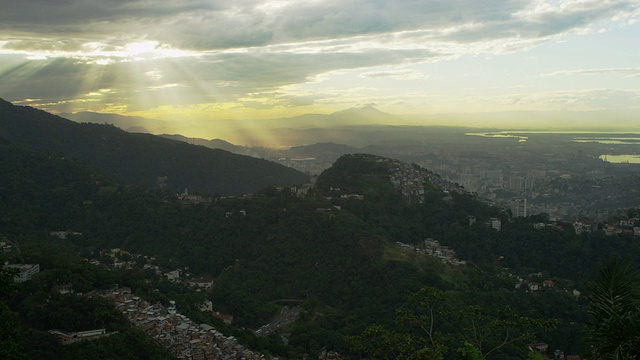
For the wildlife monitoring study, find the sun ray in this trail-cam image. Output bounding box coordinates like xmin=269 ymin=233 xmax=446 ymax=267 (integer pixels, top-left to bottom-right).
xmin=0 ymin=58 xmax=56 ymax=100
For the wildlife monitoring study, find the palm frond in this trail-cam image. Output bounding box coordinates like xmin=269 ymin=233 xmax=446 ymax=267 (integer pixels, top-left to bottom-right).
xmin=586 ymin=259 xmax=640 ymax=359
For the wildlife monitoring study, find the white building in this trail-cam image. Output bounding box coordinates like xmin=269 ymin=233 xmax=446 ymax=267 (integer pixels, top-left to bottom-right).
xmin=511 ymin=198 xmax=528 ymax=218
xmin=4 ymin=263 xmax=40 ymax=282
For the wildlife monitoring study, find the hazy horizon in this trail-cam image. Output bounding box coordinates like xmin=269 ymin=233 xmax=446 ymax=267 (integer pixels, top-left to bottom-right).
xmin=1 ymin=0 xmax=639 ymax=145
xmin=55 ymin=105 xmax=640 ymax=148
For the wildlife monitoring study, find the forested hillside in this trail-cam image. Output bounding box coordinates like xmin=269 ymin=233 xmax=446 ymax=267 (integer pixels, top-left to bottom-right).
xmin=0 ymin=98 xmax=308 ymax=195
xmin=2 ymin=146 xmax=638 ymax=358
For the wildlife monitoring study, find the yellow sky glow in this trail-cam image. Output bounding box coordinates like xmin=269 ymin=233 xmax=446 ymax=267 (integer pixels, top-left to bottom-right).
xmin=0 ymin=0 xmax=639 ymax=145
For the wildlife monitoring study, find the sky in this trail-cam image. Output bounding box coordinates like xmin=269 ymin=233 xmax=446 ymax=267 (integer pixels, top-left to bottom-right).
xmin=0 ymin=0 xmax=639 ymax=138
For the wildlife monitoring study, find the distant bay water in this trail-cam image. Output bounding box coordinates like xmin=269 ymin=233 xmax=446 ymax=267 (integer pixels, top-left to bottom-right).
xmin=465 ymin=131 xmax=640 ymax=164
xmin=599 ymin=154 xmax=640 ymax=164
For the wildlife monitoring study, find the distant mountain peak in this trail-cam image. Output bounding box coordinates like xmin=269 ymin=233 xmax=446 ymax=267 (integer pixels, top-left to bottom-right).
xmin=331 ymin=105 xmax=389 ymax=117
xmin=61 ymin=111 xmax=149 ymax=123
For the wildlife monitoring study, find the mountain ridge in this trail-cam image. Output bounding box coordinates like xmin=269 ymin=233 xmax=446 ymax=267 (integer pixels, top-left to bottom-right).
xmin=0 ymin=98 xmax=308 ymax=195
xmin=61 ymin=111 xmax=173 ymax=134
xmin=159 ymin=134 xmax=256 ymax=156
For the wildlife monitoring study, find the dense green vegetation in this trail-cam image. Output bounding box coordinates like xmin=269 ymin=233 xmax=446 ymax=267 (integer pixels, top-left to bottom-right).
xmin=0 ymin=267 xmax=26 ymax=360
xmin=349 ymin=287 xmax=558 ymax=359
xmin=0 ymin=98 xmax=308 ymax=195
xmin=584 ymin=259 xmax=640 ymax=359
xmin=2 ymin=133 xmax=640 ymax=358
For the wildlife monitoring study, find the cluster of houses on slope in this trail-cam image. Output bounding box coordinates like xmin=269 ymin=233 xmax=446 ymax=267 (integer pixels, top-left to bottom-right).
xmin=104 ymin=287 xmax=268 ymax=360
xmin=572 ymin=217 xmax=640 ymax=236
xmin=385 ymin=158 xmax=466 ymax=203
xmin=388 ymin=161 xmax=427 ymax=202
xmin=396 ymin=238 xmax=467 ymax=266
xmin=86 ymin=248 xmax=215 ymax=290
xmin=508 ymin=271 xmax=582 ymax=299
xmin=527 ymin=216 xmax=640 ymax=236
xmin=87 ymin=248 xmax=233 ymax=320
xmin=176 ymin=188 xmax=213 ymax=205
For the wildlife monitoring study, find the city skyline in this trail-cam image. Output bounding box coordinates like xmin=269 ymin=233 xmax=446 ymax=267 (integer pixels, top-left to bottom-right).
xmin=1 ymin=0 xmax=639 ymax=141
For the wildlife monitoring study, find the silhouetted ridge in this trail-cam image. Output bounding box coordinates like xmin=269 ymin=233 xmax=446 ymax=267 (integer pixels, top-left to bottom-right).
xmin=0 ymin=98 xmax=308 ymax=195
xmin=0 ymin=97 xmax=13 ymax=108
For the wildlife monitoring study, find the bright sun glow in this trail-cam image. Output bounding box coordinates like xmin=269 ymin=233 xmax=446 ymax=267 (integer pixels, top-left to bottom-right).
xmin=125 ymin=42 xmax=158 ymax=56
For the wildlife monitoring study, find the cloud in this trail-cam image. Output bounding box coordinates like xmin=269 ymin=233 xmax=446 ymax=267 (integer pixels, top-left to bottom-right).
xmin=2 ymin=0 xmax=637 ymax=52
xmin=0 ymin=47 xmax=437 ymax=113
xmin=543 ymin=68 xmax=640 ymax=77
xmin=495 ymin=88 xmax=640 ymax=110
xmin=0 ymin=0 xmax=638 ymax=115
xmin=360 ymin=69 xmax=426 ymax=80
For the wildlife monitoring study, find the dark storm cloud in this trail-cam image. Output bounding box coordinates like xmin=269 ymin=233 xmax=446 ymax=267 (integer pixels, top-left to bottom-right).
xmin=1 ymin=0 xmax=636 ymax=51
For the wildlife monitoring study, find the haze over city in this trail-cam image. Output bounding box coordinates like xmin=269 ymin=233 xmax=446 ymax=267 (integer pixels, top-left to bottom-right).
xmin=1 ymin=0 xmax=639 ymax=144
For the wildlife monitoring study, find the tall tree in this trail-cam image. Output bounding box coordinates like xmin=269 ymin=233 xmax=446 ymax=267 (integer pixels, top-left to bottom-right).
xmin=585 ymin=259 xmax=640 ymax=359
xmin=350 ymin=287 xmax=556 ymax=359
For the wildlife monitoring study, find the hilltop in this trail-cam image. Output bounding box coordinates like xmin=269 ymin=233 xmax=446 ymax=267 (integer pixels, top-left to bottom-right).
xmin=0 ymin=98 xmax=308 ymax=195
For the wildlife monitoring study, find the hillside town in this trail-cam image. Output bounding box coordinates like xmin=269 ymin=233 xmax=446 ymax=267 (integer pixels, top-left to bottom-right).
xmin=102 ymin=287 xmax=268 ymax=360
xmin=261 ymin=133 xmax=640 ymax=222
xmin=385 ymin=158 xmax=465 ymax=202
